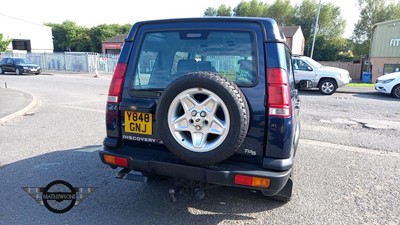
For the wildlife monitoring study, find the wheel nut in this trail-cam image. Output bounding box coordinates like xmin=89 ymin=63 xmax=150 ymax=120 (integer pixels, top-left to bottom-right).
xmin=195 ymin=125 xmax=201 ymax=130
xmin=191 ymin=110 xmax=197 ymax=116
xmin=200 ymin=111 xmax=206 ymax=117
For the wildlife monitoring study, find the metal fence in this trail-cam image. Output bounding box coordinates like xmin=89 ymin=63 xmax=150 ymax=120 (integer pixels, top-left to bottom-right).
xmin=0 ymin=52 xmax=119 ymax=74
xmin=0 ymin=52 xmax=366 ymax=80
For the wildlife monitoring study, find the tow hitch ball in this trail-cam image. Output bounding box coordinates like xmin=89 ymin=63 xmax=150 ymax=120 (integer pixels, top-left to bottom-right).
xmin=169 ymin=187 xmax=205 ymax=202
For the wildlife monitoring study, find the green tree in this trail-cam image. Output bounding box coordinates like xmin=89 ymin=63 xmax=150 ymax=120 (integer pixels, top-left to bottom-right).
xmin=0 ymin=33 xmax=11 ymax=53
xmin=119 ymin=24 xmax=132 ymax=34
xmin=89 ymin=23 xmax=131 ymax=52
xmin=234 ymin=0 xmax=268 ymax=17
xmin=294 ymin=0 xmax=345 ymax=56
xmin=46 ymin=21 xmax=85 ymax=52
xmin=88 ymin=24 xmax=125 ymax=53
xmin=312 ymin=36 xmax=349 ymax=61
xmin=264 ymin=0 xmax=294 ymax=26
xmin=293 ymin=0 xmax=316 ymax=42
xmin=204 ymin=7 xmax=218 ymax=16
xmin=71 ymin=28 xmax=92 ymax=52
xmin=203 ymin=4 xmax=232 ymax=17
xmin=47 ymin=21 xmax=131 ymax=53
xmin=217 ymin=4 xmax=232 ymax=16
xmin=352 ymin=0 xmax=400 ymax=56
xmin=317 ymin=2 xmax=345 ymax=38
xmin=203 ymin=0 xmax=348 ymax=60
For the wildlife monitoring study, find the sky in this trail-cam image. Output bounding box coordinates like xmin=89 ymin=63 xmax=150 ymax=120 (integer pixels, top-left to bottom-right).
xmin=0 ymin=0 xmax=360 ymax=38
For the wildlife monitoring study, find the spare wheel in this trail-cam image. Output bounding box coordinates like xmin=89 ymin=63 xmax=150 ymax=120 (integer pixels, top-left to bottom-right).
xmin=156 ymin=72 xmax=250 ymax=166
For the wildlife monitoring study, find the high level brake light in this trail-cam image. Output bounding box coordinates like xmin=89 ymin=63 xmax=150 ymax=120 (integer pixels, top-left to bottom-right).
xmin=108 ymin=63 xmax=127 ymax=103
xmin=267 ymin=68 xmax=291 ymax=117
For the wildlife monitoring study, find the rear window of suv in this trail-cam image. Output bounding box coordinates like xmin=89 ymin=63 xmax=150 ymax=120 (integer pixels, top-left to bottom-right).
xmin=131 ymin=30 xmax=258 ymax=90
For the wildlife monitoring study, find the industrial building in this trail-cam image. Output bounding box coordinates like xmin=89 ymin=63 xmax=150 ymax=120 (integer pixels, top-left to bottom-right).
xmin=370 ymin=18 xmax=400 ymax=82
xmin=0 ymin=14 xmax=53 ymax=53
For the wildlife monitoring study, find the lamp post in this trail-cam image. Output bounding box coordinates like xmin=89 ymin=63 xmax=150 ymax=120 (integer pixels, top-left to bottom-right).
xmin=310 ymin=0 xmax=322 ymax=59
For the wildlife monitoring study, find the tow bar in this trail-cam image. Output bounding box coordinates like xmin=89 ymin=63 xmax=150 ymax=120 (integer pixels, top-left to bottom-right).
xmin=168 ymin=178 xmax=207 ymax=202
xmin=115 ymin=168 xmax=149 ymax=183
xmin=115 ymin=169 xmax=215 ymax=202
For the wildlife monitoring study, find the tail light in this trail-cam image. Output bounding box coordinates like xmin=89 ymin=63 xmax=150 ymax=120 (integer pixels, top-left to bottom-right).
xmin=108 ymin=63 xmax=127 ymax=103
xmin=234 ymin=174 xmax=270 ymax=188
xmin=103 ymin=155 xmax=128 ymax=167
xmin=267 ymin=68 xmax=291 ymax=117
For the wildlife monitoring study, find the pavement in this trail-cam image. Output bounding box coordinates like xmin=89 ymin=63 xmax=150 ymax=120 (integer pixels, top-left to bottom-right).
xmin=336 ymin=85 xmax=376 ymax=94
xmin=0 ymin=87 xmax=37 ymax=124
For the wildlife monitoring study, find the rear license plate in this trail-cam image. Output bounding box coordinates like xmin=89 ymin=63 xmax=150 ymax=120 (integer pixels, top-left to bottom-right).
xmin=124 ymin=111 xmax=152 ymax=135
xmin=31 ymin=69 xmax=37 ymax=72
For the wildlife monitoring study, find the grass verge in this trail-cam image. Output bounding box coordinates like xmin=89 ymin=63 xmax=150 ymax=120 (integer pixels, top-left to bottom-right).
xmin=347 ymin=83 xmax=374 ymax=87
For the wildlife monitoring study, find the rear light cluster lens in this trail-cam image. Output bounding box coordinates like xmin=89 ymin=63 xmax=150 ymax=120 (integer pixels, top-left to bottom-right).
xmin=234 ymin=174 xmax=270 ymax=188
xmin=267 ymin=68 xmax=291 ymax=117
xmin=103 ymin=155 xmax=128 ymax=167
xmin=108 ymin=63 xmax=128 ymax=103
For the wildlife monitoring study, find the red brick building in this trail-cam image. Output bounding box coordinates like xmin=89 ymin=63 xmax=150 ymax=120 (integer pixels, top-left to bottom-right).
xmin=279 ymin=26 xmax=305 ymax=55
xmin=102 ymin=34 xmax=126 ymax=55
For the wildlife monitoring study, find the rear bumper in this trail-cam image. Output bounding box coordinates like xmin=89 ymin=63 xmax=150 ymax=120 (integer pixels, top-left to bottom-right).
xmin=99 ymin=145 xmax=291 ymax=196
xmin=22 ymin=69 xmax=41 ymax=74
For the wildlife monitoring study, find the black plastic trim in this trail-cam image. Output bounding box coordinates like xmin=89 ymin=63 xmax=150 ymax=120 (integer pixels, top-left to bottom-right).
xmin=262 ymin=156 xmax=294 ymax=171
xmin=103 ymin=137 xmax=119 ymax=148
xmin=99 ymin=146 xmax=291 ymax=195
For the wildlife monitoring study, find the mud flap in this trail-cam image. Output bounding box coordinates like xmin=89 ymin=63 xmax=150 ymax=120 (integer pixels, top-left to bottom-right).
xmin=262 ymin=177 xmax=293 ymax=202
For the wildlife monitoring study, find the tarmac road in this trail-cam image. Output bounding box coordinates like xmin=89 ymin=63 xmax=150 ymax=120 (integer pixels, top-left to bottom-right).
xmin=0 ymin=72 xmax=399 ymax=225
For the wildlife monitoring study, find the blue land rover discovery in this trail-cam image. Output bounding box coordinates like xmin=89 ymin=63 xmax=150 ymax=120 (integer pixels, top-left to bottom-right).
xmin=99 ymin=17 xmax=301 ymax=202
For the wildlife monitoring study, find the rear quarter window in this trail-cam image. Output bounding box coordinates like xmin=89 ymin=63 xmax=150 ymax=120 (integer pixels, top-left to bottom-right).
xmin=131 ymin=30 xmax=258 ymax=90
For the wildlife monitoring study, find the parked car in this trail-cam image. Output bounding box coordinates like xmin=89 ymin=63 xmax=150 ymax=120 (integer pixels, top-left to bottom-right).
xmin=375 ymin=71 xmax=400 ymax=99
xmin=292 ymin=55 xmax=351 ymax=95
xmin=0 ymin=57 xmax=41 ymax=75
xmin=99 ymin=17 xmax=301 ymax=202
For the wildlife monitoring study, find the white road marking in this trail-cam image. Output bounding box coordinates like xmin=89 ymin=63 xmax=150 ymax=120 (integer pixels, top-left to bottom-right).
xmin=75 ymin=146 xmax=102 ymax=152
xmin=61 ymin=105 xmax=104 ymax=113
xmin=301 ymin=139 xmax=400 ymax=157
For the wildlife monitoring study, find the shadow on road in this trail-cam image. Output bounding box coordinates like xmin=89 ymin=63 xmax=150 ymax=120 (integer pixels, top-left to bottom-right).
xmin=0 ymin=72 xmax=54 ymax=76
xmin=298 ymin=89 xmax=323 ymax=96
xmin=0 ymin=146 xmax=285 ymax=224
